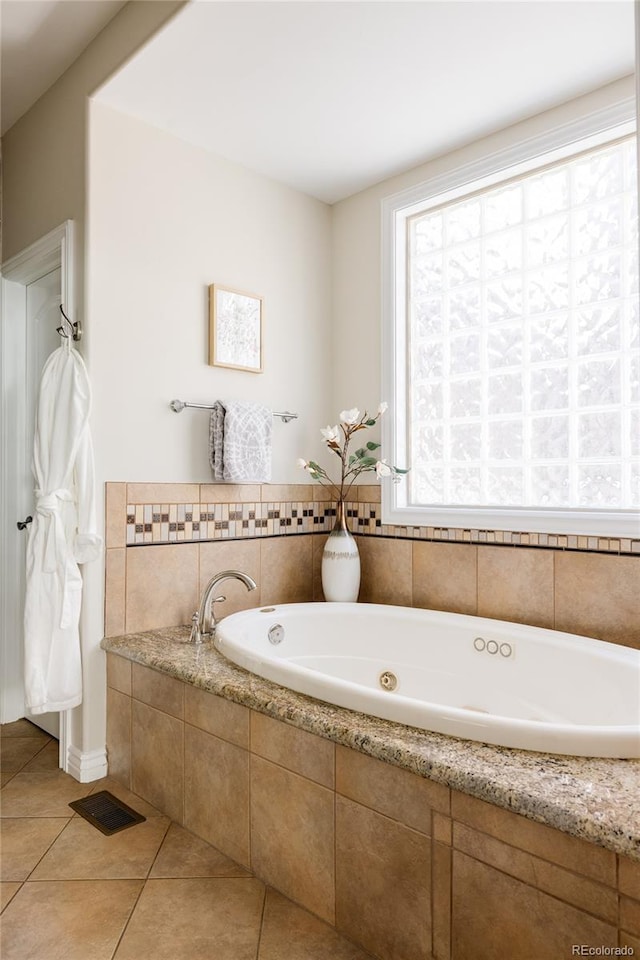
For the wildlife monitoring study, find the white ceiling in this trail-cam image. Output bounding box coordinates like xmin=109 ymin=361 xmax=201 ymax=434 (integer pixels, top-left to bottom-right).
xmin=1 ymin=1 xmax=635 ymax=200
xmin=95 ymin=0 xmax=636 ymax=203
xmin=1 ymin=0 xmax=126 ymax=134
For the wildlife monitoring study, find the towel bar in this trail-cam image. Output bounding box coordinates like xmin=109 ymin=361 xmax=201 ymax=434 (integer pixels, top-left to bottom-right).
xmin=170 ymin=399 xmax=298 ymax=423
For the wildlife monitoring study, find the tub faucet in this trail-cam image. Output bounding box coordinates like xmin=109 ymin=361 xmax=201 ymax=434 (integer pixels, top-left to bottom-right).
xmin=190 ymin=569 xmax=257 ymax=644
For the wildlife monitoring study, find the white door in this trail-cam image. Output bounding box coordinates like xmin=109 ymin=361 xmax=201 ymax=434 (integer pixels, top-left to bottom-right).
xmin=18 ymin=268 xmax=64 ymax=738
xmin=1 ymin=221 xmax=75 ymax=769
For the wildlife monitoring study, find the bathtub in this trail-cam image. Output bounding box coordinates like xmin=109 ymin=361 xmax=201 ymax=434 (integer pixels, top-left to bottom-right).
xmin=214 ymin=603 xmax=640 ymax=758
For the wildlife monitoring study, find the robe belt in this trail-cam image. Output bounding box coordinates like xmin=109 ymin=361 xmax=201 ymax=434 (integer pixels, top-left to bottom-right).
xmin=35 ymin=488 xmax=74 ymax=628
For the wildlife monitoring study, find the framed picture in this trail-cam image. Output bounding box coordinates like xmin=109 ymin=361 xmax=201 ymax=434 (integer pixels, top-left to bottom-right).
xmin=209 ymin=284 xmax=263 ymax=373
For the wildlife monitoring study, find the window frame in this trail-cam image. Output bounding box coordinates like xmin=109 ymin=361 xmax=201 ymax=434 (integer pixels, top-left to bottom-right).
xmin=381 ymin=97 xmax=639 ymax=536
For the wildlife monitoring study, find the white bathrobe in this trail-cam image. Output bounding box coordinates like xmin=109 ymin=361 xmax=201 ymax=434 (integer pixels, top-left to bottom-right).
xmin=24 ymin=344 xmax=102 ymax=715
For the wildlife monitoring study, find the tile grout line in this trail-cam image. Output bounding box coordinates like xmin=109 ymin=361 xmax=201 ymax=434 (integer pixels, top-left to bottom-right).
xmin=254 ymin=882 xmax=268 ymax=960
xmin=21 ymin=814 xmax=74 ymax=882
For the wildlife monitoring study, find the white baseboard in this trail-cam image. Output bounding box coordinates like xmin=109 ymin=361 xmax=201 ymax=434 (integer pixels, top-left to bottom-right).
xmin=65 ymin=745 xmax=108 ymax=783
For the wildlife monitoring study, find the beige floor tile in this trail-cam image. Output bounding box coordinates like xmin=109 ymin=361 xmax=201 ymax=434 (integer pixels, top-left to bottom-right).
xmin=0 ymin=738 xmax=49 ymax=773
xmin=0 ymin=818 xmax=69 ymax=881
xmin=150 ymin=823 xmax=250 ymax=878
xmin=21 ymin=740 xmax=60 ymax=773
xmin=0 ymin=720 xmax=51 ymax=741
xmin=0 ymin=879 xmax=142 ymax=960
xmin=87 ymin=777 xmax=166 ymax=819
xmin=259 ymin=888 xmax=374 ymax=960
xmin=0 ymin=771 xmax=93 ymax=818
xmin=114 ymin=878 xmax=265 ymax=960
xmin=30 ymin=815 xmax=170 ymax=880
xmin=1 ymin=882 xmax=22 ymax=913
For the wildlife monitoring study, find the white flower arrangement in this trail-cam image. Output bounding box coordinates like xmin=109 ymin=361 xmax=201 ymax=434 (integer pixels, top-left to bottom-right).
xmin=297 ymin=403 xmax=407 ymax=503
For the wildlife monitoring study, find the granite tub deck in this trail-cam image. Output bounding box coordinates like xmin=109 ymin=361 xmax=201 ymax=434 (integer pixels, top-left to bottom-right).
xmin=101 ymin=625 xmax=640 ymax=862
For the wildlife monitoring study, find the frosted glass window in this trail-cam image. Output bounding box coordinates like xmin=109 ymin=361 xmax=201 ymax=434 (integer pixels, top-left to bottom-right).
xmin=406 ymin=136 xmax=639 ymax=512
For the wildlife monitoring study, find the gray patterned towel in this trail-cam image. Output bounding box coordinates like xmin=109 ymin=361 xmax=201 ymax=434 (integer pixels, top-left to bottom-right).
xmin=209 ymin=401 xmax=226 ymax=479
xmin=222 ymin=400 xmax=273 ymax=482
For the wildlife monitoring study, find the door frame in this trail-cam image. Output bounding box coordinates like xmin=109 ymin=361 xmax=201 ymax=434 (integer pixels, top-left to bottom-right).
xmin=1 ymin=221 xmax=74 ymax=769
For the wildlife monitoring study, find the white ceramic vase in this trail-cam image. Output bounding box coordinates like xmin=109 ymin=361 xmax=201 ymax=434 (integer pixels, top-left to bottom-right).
xmin=321 ymin=501 xmax=361 ymax=602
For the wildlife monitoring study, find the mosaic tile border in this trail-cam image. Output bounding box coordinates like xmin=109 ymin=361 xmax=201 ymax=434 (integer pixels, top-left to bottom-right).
xmin=125 ymin=500 xmax=640 ymax=555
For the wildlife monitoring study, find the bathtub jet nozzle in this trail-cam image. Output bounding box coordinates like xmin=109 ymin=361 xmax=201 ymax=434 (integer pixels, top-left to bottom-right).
xmin=379 ymin=670 xmax=398 ymax=692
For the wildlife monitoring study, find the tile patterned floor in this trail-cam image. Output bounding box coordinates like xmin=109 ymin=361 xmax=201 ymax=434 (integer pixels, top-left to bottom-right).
xmin=1 ymin=720 xmax=374 ymax=960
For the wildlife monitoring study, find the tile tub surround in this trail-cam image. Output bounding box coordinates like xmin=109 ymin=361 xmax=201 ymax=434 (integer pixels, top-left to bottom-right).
xmin=102 ymin=639 xmax=640 ymax=960
xmin=105 ymin=483 xmax=640 ymax=649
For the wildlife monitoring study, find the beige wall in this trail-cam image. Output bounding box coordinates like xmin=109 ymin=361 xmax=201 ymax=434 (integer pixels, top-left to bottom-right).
xmin=87 ymin=102 xmax=332 ymax=484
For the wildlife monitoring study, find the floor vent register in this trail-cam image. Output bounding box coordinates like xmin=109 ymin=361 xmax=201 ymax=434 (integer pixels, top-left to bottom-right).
xmin=69 ymin=790 xmax=146 ymax=836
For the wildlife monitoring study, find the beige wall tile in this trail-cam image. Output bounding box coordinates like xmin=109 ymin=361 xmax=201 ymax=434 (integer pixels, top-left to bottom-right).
xmin=620 ymin=896 xmax=640 ymax=937
xmin=105 ymin=549 xmax=126 ymax=637
xmin=184 ymin=686 xmax=249 ymax=748
xmin=132 ymin=664 xmax=184 ymax=720
xmin=620 ymin=931 xmax=640 ymax=954
xmin=477 ymin=546 xmax=554 ymax=628
xmin=432 ymin=841 xmax=451 ymax=960
xmin=105 ymin=483 xmax=127 ymax=549
xmin=106 ymin=687 xmax=131 ymax=789
xmin=131 ymin=700 xmax=184 ymax=824
xmin=450 ymin=791 xmax=616 ymax=886
xmin=125 ymin=543 xmax=198 ymax=634
xmin=355 ymin=484 xmax=381 ymax=503
xmin=336 ymin=745 xmax=448 ymax=831
xmin=199 ymin=539 xmax=261 ymax=616
xmin=260 ymin=536 xmax=313 ymax=606
xmin=184 ymin=725 xmax=250 ymax=868
xmin=451 ymin=851 xmax=617 ymax=960
xmin=433 ymin=813 xmax=452 ymax=846
xmin=200 ymin=483 xmax=260 ymax=503
xmin=250 ymin=713 xmax=334 ymax=788
xmin=335 ymin=795 xmax=431 ymax=960
xmin=357 ymin=536 xmax=412 ymax=606
xmin=453 ymin=821 xmax=617 ymax=923
xmin=619 ymin=856 xmax=640 ymax=898
xmin=413 ymin=541 xmax=477 ymax=615
xmin=555 ymin=553 xmax=640 ymax=648
xmin=261 ymin=484 xmax=307 ymax=502
xmin=127 ymin=483 xmax=199 ymax=504
xmin=106 ymin=654 xmax=131 ymax=696
xmin=250 ymin=755 xmax=335 ymax=923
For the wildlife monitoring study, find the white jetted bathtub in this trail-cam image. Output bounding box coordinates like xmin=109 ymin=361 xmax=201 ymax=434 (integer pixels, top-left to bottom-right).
xmin=215 ymin=603 xmax=640 ymax=758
